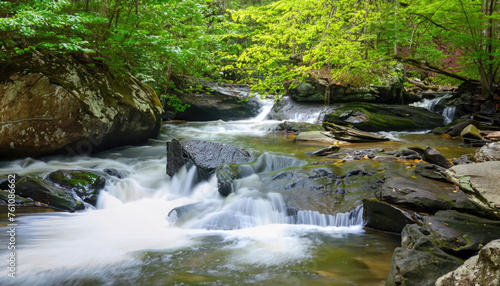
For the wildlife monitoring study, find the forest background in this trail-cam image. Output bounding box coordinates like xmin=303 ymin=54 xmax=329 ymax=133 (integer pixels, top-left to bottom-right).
xmin=1 ymin=0 xmax=499 ymax=109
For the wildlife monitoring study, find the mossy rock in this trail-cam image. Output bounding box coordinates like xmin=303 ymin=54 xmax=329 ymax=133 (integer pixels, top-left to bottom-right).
xmin=323 ymin=103 xmax=444 ymax=132
xmin=15 ymin=176 xmax=85 ymax=212
xmin=271 ymin=121 xmax=325 ymax=133
xmin=460 ymin=124 xmax=482 ymax=139
xmin=46 ymin=170 xmax=106 ymax=206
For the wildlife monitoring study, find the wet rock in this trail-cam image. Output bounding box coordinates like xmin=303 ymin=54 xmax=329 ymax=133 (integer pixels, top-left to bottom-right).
xmin=46 ymin=170 xmax=106 ymax=206
xmin=0 ymin=52 xmax=163 ymax=159
xmin=323 ymin=122 xmax=389 ymax=142
xmin=167 ymin=201 xmax=220 ymax=226
xmin=270 ymin=121 xmax=324 ymax=133
xmin=362 ymin=197 xmax=423 ymax=233
xmin=328 ymin=148 xmax=384 ymax=161
xmin=0 ymin=174 xmax=20 ymax=190
xmin=166 ymin=139 xmax=253 ymax=181
xmin=216 ymin=163 xmax=240 ymax=196
xmin=436 ymin=239 xmax=500 ymax=286
xmin=423 ymin=210 xmax=500 ymax=255
xmin=415 ymin=163 xmax=449 ymax=182
xmin=14 ymin=176 xmax=85 ymax=212
xmin=474 ymin=142 xmax=500 ymax=162
xmin=460 ymin=124 xmax=482 ymax=139
xmin=432 ymin=119 xmax=480 ymax=136
xmin=103 ymin=169 xmax=124 ymax=179
xmin=305 ymin=146 xmax=340 ymax=156
xmin=396 ymin=148 xmax=422 ymax=160
xmin=376 ymin=177 xmax=477 ymax=214
xmin=284 ymin=73 xmax=413 ymax=104
xmin=452 ymin=154 xmax=474 ymax=165
xmin=266 ymin=97 xmax=337 ymax=122
xmin=265 ymin=161 xmax=386 ymax=215
xmin=323 ymin=103 xmax=444 ymax=132
xmin=386 ymin=224 xmax=463 ymax=286
xmin=446 ymin=161 xmax=500 ymax=219
xmin=422 ymin=147 xmax=452 ymax=168
xmin=169 ymin=80 xmax=260 ymax=121
xmin=295 ymin=131 xmax=336 ymax=144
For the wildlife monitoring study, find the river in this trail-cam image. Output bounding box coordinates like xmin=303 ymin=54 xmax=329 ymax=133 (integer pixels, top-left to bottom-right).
xmin=0 ymin=100 xmax=474 ymax=285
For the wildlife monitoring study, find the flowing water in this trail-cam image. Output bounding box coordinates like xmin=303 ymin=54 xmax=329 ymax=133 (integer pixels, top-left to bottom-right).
xmin=0 ymin=100 xmax=475 ymax=285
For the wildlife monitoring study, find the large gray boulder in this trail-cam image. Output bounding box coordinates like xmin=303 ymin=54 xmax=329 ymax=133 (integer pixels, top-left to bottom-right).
xmin=166 ymin=139 xmax=253 ymax=181
xmin=0 ymin=52 xmax=163 ymax=159
xmin=436 ymin=239 xmax=500 ymax=286
xmin=322 ymin=103 xmax=444 ymax=132
xmin=386 ymin=223 xmax=463 ymax=286
xmin=474 ymin=142 xmax=500 ymax=162
xmin=375 ymin=177 xmax=477 ymax=214
xmin=168 ymin=80 xmax=260 ymax=121
xmin=446 ymin=161 xmax=500 ymax=219
xmin=284 ymin=73 xmax=415 ymax=104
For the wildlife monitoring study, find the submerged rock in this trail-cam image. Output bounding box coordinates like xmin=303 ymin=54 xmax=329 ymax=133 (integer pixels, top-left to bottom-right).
xmin=436 ymin=239 xmax=500 ymax=286
xmin=0 ymin=52 xmax=163 ymax=159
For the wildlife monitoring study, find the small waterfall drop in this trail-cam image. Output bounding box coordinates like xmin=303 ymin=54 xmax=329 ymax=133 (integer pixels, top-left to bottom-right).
xmin=442 ymin=106 xmax=456 ymax=124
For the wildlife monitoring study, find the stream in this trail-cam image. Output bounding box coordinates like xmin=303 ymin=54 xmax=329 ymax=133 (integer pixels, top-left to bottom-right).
xmin=0 ymin=100 xmax=475 ymax=285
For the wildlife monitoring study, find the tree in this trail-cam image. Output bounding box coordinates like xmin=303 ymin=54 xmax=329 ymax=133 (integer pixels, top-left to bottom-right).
xmin=0 ymin=0 xmax=229 ymax=109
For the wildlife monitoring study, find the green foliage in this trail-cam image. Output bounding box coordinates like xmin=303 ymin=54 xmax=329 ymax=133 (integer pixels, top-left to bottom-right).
xmin=0 ymin=0 xmax=231 ymax=108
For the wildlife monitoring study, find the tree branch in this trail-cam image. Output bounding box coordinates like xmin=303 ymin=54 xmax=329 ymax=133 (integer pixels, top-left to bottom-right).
xmin=394 ymin=55 xmax=480 ymax=84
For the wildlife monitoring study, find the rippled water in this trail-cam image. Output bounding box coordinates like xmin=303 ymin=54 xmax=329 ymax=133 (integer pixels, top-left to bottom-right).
xmin=0 ymin=100 xmax=475 ymax=285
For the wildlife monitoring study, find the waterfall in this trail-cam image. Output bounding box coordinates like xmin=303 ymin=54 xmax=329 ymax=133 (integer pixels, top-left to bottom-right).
xmin=410 ymin=93 xmax=452 ymax=111
xmin=177 ymin=190 xmax=364 ymax=230
xmin=442 ymin=106 xmax=456 ymax=124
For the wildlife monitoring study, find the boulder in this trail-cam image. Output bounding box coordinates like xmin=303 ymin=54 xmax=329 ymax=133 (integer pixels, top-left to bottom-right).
xmin=323 ymin=122 xmax=389 ymax=142
xmin=396 ymin=148 xmax=422 ymax=160
xmin=485 ymin=131 xmax=500 ymax=142
xmin=0 ymin=52 xmax=163 ymax=159
xmin=264 ymin=161 xmax=386 ymax=215
xmin=295 ymin=131 xmax=337 ymax=144
xmin=269 ymin=121 xmax=324 ymax=133
xmin=169 ymin=80 xmax=260 ymax=121
xmin=284 ymin=73 xmax=415 ymax=104
xmin=322 ymin=103 xmax=444 ymax=132
xmin=376 ymin=177 xmax=478 ymax=214
xmin=14 ymin=176 xmax=85 ymax=212
xmin=436 ymin=239 xmax=500 ymax=286
xmin=446 ymin=161 xmax=500 ymax=219
xmin=266 ymin=96 xmax=337 ymax=122
xmin=386 ymin=224 xmax=464 ymax=286
xmin=166 ymin=139 xmax=253 ymax=181
xmin=452 ymin=154 xmax=474 ymax=165
xmin=431 ymin=119 xmax=480 ymax=136
xmin=45 ymin=170 xmax=106 ymax=206
xmin=415 ymin=163 xmax=449 ymax=182
xmin=474 ymin=142 xmax=500 ymax=162
xmin=422 ymin=147 xmax=452 ymax=168
xmin=362 ymin=197 xmax=424 ymax=233
xmin=305 ymin=146 xmax=340 ymax=156
xmin=423 ymin=210 xmax=500 ymax=255
xmin=328 ymin=148 xmax=384 ymax=161
xmin=460 ymin=124 xmax=482 ymax=139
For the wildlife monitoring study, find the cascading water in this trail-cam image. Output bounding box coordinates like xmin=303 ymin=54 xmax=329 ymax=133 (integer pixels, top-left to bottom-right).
xmin=410 ymin=93 xmax=456 ymax=124
xmin=0 ymin=99 xmax=399 ymax=285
